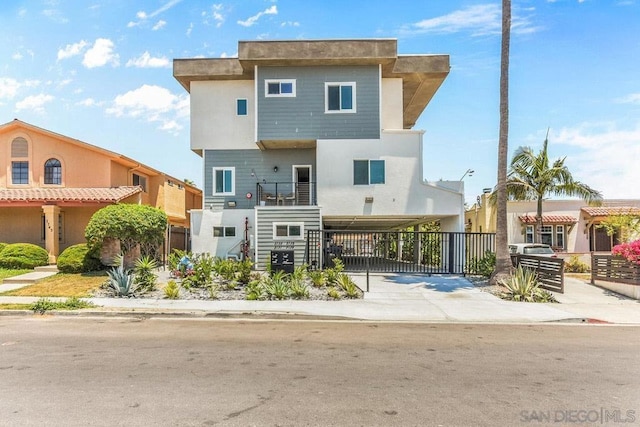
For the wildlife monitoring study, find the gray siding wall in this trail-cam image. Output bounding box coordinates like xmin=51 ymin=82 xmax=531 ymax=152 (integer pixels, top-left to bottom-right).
xmin=257 ymin=66 xmax=380 ymax=140
xmin=255 ymin=207 xmax=321 ymax=269
xmin=203 ymin=148 xmax=316 ymax=209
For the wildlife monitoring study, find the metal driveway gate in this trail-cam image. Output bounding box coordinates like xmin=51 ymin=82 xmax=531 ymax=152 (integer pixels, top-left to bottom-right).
xmin=305 ymin=230 xmax=495 ymax=275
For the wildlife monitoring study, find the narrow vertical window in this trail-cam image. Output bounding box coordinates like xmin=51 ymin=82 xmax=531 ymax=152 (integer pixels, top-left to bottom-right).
xmin=12 ymin=161 xmax=29 ymax=184
xmin=213 ymin=167 xmax=235 ymax=195
xmin=237 ymin=99 xmax=247 ymax=116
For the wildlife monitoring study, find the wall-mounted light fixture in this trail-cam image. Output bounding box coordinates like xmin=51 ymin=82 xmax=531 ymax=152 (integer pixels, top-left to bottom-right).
xmin=227 ymin=201 xmax=237 ymax=207
xmin=365 ymin=196 xmax=374 ymax=203
xmin=273 ymin=166 xmax=279 ymax=173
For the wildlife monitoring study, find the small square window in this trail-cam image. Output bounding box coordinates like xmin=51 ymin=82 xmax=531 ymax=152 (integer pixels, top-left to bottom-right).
xmin=237 ymin=99 xmax=247 ymax=116
xmin=353 ymin=160 xmax=385 ymax=185
xmin=213 ymin=167 xmax=235 ymax=195
xmin=325 ymin=82 xmax=356 ymax=113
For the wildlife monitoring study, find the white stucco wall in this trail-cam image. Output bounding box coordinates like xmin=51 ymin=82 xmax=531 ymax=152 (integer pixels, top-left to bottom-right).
xmin=190 ymin=208 xmax=254 ymax=258
xmin=381 ymin=78 xmax=403 ymax=130
xmin=190 ymin=81 xmax=256 ymax=151
xmin=316 ymin=130 xmax=464 ymax=223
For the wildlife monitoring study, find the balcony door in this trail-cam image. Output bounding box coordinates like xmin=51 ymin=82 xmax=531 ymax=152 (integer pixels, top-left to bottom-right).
xmin=293 ymin=165 xmax=311 ymax=206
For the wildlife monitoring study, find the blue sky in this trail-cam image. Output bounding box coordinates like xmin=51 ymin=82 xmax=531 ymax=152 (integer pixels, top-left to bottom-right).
xmin=1 ymin=0 xmax=639 ymax=203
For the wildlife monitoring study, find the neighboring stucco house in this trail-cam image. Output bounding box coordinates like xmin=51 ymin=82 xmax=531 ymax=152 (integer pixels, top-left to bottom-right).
xmin=465 ymin=190 xmax=640 ymax=254
xmin=173 ymin=39 xmax=465 ymax=268
xmin=0 ymin=119 xmax=202 ymax=263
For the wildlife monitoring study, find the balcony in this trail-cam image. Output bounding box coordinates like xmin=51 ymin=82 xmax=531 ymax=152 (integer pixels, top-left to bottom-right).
xmin=256 ymin=182 xmax=317 ymax=206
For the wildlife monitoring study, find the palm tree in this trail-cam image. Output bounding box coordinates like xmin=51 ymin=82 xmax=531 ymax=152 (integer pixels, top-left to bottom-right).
xmin=507 ymin=131 xmax=603 ymax=243
xmin=491 ymin=0 xmax=512 ymax=284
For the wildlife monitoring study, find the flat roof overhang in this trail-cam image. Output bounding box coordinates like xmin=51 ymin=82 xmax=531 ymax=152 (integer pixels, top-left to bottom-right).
xmin=322 ymin=215 xmax=450 ymax=231
xmin=256 ymin=139 xmax=317 ymax=150
xmin=174 ymin=39 xmax=450 ymax=129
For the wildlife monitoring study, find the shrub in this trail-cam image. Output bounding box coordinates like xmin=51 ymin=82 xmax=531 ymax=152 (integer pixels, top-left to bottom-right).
xmin=0 ymin=243 xmax=7 ymax=254
xmin=57 ymin=244 xmax=103 ymax=273
xmin=133 ymin=256 xmax=158 ymax=293
xmin=0 ymin=243 xmax=49 ymax=269
xmin=308 ymin=270 xmax=325 ymax=288
xmin=336 ymin=273 xmax=360 ymax=299
xmin=564 ymin=255 xmax=590 ymax=273
xmin=31 ymin=297 xmax=94 ymax=314
xmin=181 ymin=253 xmax=215 ymax=288
xmin=470 ymin=251 xmax=496 ymax=278
xmin=612 ymin=240 xmax=640 ymax=265
xmin=289 ymin=278 xmax=310 ymax=299
xmin=164 ymin=280 xmax=180 ymax=299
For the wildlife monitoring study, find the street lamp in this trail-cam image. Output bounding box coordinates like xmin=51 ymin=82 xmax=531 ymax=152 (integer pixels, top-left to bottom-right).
xmin=460 ymin=168 xmax=474 ymax=180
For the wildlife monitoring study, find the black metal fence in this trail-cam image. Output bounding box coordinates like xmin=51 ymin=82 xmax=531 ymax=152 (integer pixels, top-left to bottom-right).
xmin=256 ymin=182 xmax=317 ymax=206
xmin=511 ymin=255 xmax=565 ymax=293
xmin=305 ymin=230 xmax=495 ymax=275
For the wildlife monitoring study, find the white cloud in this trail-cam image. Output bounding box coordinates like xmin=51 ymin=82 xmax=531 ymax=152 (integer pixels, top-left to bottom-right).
xmin=618 ymin=93 xmax=640 ymax=104
xmin=106 ymin=84 xmax=189 ymax=133
xmin=12 ymin=52 xmax=23 ymax=60
xmin=77 ymin=98 xmax=100 ymax=107
xmin=552 ymin=122 xmax=640 ymax=198
xmin=129 ymin=0 xmax=183 ymax=27
xmin=82 ymin=38 xmax=119 ymax=68
xmin=402 ymin=4 xmax=540 ymax=37
xmin=57 ymin=40 xmax=89 ymax=60
xmin=16 ymin=93 xmax=55 ymax=113
xmin=186 ymin=22 xmax=194 ymax=36
xmin=42 ymin=8 xmax=68 ymax=24
xmin=152 ymin=20 xmax=166 ymax=30
xmin=0 ymin=78 xmax=40 ymax=100
xmin=237 ymin=5 xmax=277 ymax=27
xmin=281 ymin=21 xmax=300 ymax=27
xmin=126 ymin=52 xmax=171 ymax=68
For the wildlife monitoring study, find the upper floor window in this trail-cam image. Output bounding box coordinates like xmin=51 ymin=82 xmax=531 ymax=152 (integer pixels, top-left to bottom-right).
xmin=354 ymin=159 xmax=385 ymax=185
xmin=265 ymin=79 xmax=296 ymax=97
xmin=44 ymin=158 xmax=62 ymax=185
xmin=213 ymin=167 xmax=235 ymax=195
xmin=325 ymin=82 xmax=356 ymax=113
xmin=12 ymin=161 xmax=29 ymax=185
xmin=133 ymin=173 xmax=147 ymax=192
xmin=11 ymin=137 xmax=29 ymax=185
xmin=236 ymin=99 xmax=248 ymax=116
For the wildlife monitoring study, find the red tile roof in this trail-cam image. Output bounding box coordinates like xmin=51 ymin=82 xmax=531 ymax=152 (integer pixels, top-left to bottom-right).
xmin=0 ymin=187 xmax=142 ymax=204
xmin=581 ymin=206 xmax=640 ymax=217
xmin=518 ymin=214 xmax=577 ymax=224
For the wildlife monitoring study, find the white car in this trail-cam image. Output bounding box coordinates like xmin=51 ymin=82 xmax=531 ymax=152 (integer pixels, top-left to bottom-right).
xmin=508 ymin=243 xmax=557 ymax=257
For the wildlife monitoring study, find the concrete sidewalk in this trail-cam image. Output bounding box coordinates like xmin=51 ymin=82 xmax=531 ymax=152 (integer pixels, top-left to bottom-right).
xmin=3 ymin=272 xmax=636 ymax=323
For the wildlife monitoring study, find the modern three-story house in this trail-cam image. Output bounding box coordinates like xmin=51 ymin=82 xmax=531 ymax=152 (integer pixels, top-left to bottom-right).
xmin=174 ymin=39 xmax=465 ymax=268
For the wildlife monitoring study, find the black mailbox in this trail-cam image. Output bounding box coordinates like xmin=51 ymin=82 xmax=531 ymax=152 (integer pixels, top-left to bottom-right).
xmin=271 ymin=250 xmax=294 ymax=274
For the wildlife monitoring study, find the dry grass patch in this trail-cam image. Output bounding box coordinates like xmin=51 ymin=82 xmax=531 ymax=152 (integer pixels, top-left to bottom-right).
xmin=0 ymin=269 xmax=31 ymax=283
xmin=0 ymin=303 xmax=33 ymax=310
xmin=0 ymin=272 xmax=107 ymax=297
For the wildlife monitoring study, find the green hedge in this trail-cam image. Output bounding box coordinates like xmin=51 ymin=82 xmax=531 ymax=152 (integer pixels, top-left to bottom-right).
xmin=0 ymin=243 xmax=50 ymax=269
xmin=57 ymin=244 xmax=104 ymax=273
xmin=0 ymin=242 xmax=7 ymax=255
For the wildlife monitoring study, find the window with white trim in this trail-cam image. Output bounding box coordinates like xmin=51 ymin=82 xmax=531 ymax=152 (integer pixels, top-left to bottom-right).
xmin=213 ymin=167 xmax=235 ymax=195
xmin=525 ymin=225 xmax=534 ymax=243
xmin=540 ymin=225 xmax=553 ymax=246
xmin=353 ymin=160 xmax=385 ymax=185
xmin=213 ymin=227 xmax=236 ymax=237
xmin=236 ymin=99 xmax=247 ymax=116
xmin=265 ymin=79 xmax=296 ymax=97
xmin=273 ymin=222 xmax=304 ymax=240
xmin=555 ymin=225 xmax=565 ymax=249
xmin=325 ymin=82 xmax=356 ymax=113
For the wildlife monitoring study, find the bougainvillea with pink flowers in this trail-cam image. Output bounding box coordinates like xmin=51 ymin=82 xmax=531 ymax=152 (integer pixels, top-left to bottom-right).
xmin=611 ymin=240 xmax=640 ymax=265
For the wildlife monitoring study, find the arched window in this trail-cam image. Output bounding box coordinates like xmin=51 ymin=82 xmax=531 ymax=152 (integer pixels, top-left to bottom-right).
xmin=44 ymin=158 xmax=62 ymax=185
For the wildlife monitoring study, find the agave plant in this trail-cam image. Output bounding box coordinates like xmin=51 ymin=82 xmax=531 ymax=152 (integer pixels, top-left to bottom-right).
xmin=245 ymin=280 xmax=265 ymax=300
xmin=500 ymin=265 xmax=544 ymax=302
xmin=133 ymin=256 xmax=158 ymax=293
xmin=289 ymin=278 xmax=310 ymax=299
xmin=164 ymin=280 xmax=180 ymax=299
xmin=264 ymin=276 xmax=290 ymax=300
xmin=107 ymin=264 xmax=135 ymax=297
xmin=336 ymin=273 xmax=360 ymax=299
xmin=308 ymin=270 xmax=326 ymax=288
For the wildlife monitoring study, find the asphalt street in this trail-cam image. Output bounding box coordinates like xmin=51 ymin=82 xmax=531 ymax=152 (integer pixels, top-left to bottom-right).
xmin=1 ymin=317 xmax=639 ymax=426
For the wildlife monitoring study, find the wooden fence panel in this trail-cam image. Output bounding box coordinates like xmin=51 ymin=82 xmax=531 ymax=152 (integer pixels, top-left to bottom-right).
xmin=591 ymin=255 xmax=640 ymax=285
xmin=511 ymin=255 xmax=565 ymax=293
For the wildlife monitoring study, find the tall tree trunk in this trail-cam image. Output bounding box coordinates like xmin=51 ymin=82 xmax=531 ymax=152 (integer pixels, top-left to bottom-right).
xmin=536 ymin=196 xmax=543 ymax=244
xmin=491 ymin=0 xmax=512 ymax=284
